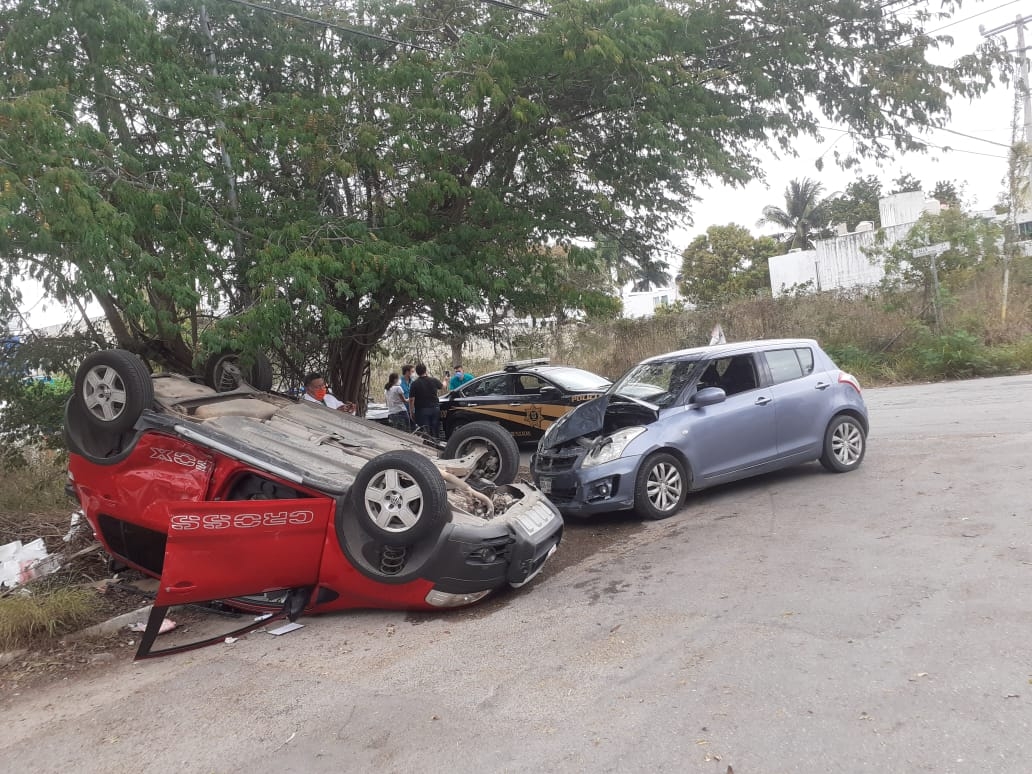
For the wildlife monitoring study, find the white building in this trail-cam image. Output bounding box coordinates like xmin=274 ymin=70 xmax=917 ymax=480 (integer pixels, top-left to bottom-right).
xmin=618 ymin=272 xmax=682 ymax=318
xmin=767 ymin=191 xmax=942 ymax=297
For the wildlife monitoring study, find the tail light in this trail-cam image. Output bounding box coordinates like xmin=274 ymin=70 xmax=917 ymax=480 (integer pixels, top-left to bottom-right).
xmin=838 ymin=371 xmax=862 ymax=396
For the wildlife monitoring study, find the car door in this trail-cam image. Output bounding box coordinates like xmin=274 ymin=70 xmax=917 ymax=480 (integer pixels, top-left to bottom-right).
xmin=683 ymin=354 xmax=780 ymax=482
xmin=130 ymin=495 xmax=334 ymax=658
xmin=513 ymin=372 xmax=556 ymax=442
xmin=150 ymin=496 xmax=334 ymax=606
xmin=762 ymin=345 xmax=827 ymax=459
xmin=447 ymin=373 xmax=525 ymax=436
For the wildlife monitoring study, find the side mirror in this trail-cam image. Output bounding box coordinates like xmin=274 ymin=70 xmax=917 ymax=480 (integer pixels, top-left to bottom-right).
xmin=693 ymin=386 xmax=726 ymax=407
xmin=539 ymin=385 xmax=560 ymax=396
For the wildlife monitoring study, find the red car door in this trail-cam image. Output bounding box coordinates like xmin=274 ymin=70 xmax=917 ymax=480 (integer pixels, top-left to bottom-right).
xmin=135 ymin=496 xmax=334 ymax=658
xmin=154 ymin=497 xmax=333 ymax=604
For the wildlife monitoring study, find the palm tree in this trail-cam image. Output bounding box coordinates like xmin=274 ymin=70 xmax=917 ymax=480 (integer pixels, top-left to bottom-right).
xmin=758 ymin=178 xmax=830 ymax=250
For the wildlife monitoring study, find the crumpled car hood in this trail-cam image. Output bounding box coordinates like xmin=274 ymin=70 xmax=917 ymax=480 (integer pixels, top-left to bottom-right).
xmin=541 ymin=396 xmax=609 ymax=449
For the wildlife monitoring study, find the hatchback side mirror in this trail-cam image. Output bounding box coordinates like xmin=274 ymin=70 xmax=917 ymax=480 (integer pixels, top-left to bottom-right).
xmin=693 ymin=386 xmax=726 ymax=407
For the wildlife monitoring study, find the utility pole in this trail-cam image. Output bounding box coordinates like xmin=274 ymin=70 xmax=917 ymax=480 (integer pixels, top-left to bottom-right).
xmin=981 ymin=16 xmax=1032 ymax=323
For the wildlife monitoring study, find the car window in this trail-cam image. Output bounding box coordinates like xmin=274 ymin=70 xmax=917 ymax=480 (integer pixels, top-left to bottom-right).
xmin=695 ymin=355 xmax=758 ymax=396
xmin=611 ymin=359 xmax=699 ymax=406
xmin=764 ymin=347 xmax=815 ymax=385
xmin=461 ymin=374 xmax=512 ymax=397
xmin=515 ymin=374 xmax=549 ymax=394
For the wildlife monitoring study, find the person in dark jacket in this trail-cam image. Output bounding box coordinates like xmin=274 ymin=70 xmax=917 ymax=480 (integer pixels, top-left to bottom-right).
xmin=409 ymin=363 xmax=443 ymax=438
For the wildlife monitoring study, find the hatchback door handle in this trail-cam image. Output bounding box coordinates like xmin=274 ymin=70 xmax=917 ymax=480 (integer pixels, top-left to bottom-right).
xmin=755 ymin=396 xmax=772 ymax=406
xmin=815 ymin=381 xmax=830 ymax=390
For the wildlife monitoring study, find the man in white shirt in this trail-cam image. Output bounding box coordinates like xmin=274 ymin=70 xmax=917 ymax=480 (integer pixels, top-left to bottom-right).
xmin=302 ymin=372 xmax=355 ymax=413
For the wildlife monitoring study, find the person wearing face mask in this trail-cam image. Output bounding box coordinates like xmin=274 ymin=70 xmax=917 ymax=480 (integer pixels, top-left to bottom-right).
xmin=302 ymin=372 xmax=355 ymax=413
xmin=448 ymin=365 xmax=474 ymax=391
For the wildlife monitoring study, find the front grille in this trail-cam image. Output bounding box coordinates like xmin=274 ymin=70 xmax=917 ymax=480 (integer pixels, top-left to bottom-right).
xmin=534 ymin=447 xmax=582 ymax=474
xmin=97 ymin=514 xmax=166 ymax=575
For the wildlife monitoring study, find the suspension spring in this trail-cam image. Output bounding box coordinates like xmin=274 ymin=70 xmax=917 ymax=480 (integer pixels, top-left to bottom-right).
xmin=380 ymin=544 xmax=407 ymax=575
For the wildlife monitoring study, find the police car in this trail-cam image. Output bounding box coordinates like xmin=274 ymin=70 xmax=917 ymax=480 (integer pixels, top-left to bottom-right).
xmin=439 ymin=358 xmax=611 ymax=445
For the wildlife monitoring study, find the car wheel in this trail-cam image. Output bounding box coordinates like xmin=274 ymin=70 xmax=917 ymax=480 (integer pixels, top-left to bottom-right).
xmin=73 ymin=350 xmax=154 ymax=433
xmin=63 ymin=396 xmax=132 ymax=463
xmin=633 ymin=452 xmax=687 ymax=521
xmin=203 ymin=350 xmax=274 ymax=392
xmin=819 ymin=415 xmax=866 ymax=473
xmin=442 ymin=421 xmax=520 ymax=485
xmin=351 ymin=450 xmax=450 ymax=546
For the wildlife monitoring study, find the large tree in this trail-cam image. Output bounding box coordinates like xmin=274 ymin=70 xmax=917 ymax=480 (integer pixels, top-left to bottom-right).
xmin=0 ymin=0 xmax=1008 ymax=402
xmin=824 ymin=174 xmax=884 ymax=232
xmin=679 ymin=224 xmax=779 ymax=305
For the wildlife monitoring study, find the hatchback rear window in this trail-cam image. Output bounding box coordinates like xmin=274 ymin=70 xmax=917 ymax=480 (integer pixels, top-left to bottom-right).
xmin=765 ymin=348 xmax=815 ymax=384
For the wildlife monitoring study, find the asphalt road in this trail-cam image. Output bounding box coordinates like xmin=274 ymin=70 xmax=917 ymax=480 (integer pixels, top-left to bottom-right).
xmin=3 ymin=375 xmax=1032 ymax=773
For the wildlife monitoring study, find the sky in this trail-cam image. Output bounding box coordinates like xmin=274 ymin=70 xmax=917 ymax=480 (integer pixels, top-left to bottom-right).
xmin=674 ymin=1 xmax=1024 ymax=248
xmin=14 ymin=0 xmax=1029 ymax=328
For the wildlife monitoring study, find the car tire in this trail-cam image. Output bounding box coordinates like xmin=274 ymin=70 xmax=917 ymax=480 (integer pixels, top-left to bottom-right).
xmin=63 ymin=396 xmax=132 ymax=463
xmin=203 ymin=350 xmax=274 ymax=392
xmin=351 ymin=450 xmax=450 ymax=546
xmin=442 ymin=421 xmax=520 ymax=485
xmin=73 ymin=349 xmax=154 ymax=433
xmin=633 ymin=452 xmax=687 ymax=521
xmin=819 ymin=415 xmax=866 ymax=473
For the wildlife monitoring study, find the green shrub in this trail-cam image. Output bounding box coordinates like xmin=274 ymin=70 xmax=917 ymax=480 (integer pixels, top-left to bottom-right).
xmin=912 ymin=330 xmax=991 ymax=379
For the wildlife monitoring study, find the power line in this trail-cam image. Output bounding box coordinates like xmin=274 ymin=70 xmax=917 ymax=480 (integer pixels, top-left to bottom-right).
xmin=917 ymin=0 xmax=1025 ymax=39
xmin=477 ymin=0 xmax=547 ymax=19
xmin=219 ymin=0 xmax=437 ymax=53
xmin=817 ymin=124 xmax=1010 ymax=159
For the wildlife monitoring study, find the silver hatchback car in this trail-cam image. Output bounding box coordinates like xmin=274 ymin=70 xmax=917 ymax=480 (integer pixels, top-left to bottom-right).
xmin=531 ymin=339 xmax=869 ymax=520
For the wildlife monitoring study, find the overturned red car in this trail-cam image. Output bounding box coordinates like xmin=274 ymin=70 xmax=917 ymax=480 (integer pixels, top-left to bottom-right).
xmin=63 ymin=350 xmax=563 ymax=658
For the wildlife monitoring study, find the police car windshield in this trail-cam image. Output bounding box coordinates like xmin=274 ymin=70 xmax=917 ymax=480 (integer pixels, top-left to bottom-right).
xmin=544 ymin=368 xmax=612 ymax=391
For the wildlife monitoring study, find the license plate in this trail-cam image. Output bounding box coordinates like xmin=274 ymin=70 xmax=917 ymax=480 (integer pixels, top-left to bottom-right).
xmin=538 ymin=476 xmax=552 ymax=494
xmin=515 ymin=504 xmax=554 ymax=536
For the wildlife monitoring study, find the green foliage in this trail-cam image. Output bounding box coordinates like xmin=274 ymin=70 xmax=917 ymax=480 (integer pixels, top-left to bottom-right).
xmin=679 ymin=224 xmax=777 ymax=305
xmin=911 ymin=330 xmax=990 ymax=379
xmin=890 ymin=173 xmax=923 ymax=194
xmin=824 ymin=175 xmax=883 ymax=232
xmin=0 ymin=0 xmax=1010 ymax=403
xmin=876 ymin=209 xmax=1005 ymax=319
xmin=0 ymin=376 xmax=71 ymax=467
xmin=758 ymin=178 xmax=831 ymax=249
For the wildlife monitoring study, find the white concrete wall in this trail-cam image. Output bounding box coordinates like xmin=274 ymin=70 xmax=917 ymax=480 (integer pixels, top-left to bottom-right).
xmin=879 ymin=191 xmax=941 ymax=228
xmin=769 ymin=223 xmax=912 ymax=297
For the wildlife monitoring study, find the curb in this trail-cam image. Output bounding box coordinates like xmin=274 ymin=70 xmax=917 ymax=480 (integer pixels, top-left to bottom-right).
xmin=69 ymin=604 xmax=153 ymax=640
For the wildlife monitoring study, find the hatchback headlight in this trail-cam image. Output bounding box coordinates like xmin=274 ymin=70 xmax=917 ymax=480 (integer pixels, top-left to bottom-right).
xmin=582 ymin=427 xmax=646 ymax=468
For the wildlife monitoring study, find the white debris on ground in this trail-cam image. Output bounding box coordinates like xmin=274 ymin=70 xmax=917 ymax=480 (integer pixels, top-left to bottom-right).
xmin=0 ymin=537 xmax=58 ymax=588
xmin=1 ymin=511 xmax=90 ymax=589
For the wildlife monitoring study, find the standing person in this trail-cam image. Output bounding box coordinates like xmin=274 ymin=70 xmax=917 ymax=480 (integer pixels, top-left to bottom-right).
xmin=302 ymin=372 xmax=355 ymax=413
xmin=384 ymin=372 xmax=411 ymax=431
xmin=400 ymin=364 xmax=414 ymax=402
xmin=409 ymin=363 xmax=443 ymax=438
xmin=448 ymin=365 xmax=474 ymax=391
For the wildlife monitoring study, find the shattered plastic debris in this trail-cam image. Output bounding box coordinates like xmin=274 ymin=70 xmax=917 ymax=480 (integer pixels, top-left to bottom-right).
xmin=0 ymin=537 xmax=60 ymax=588
xmin=63 ymin=510 xmax=84 ymax=542
xmin=128 ymin=618 xmax=177 ymax=635
xmin=267 ymin=622 xmax=304 ymax=636
xmin=224 ymin=637 xmax=238 ymax=644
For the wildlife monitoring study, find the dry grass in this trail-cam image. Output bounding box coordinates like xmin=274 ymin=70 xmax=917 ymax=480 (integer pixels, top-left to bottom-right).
xmin=0 ymin=585 xmax=100 ymax=651
xmin=0 ymin=449 xmax=72 ymax=546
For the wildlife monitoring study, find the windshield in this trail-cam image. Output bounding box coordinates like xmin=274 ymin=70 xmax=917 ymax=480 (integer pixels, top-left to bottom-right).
xmin=545 ymin=367 xmax=612 ymax=392
xmin=609 ymin=358 xmax=699 ymax=407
